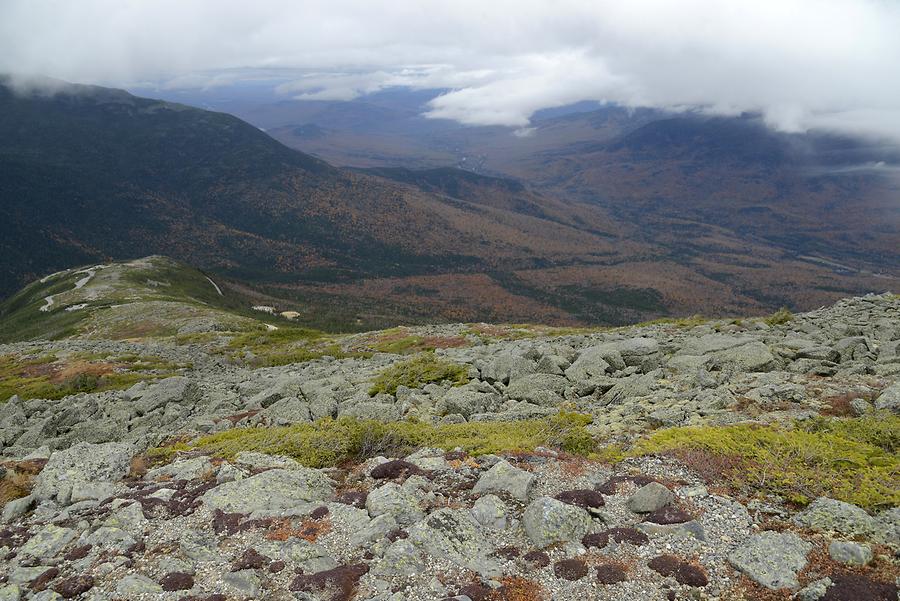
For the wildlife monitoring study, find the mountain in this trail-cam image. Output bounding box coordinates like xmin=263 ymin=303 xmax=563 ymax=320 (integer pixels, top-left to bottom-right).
xmin=2 ymin=79 xmax=897 ymax=329
xmin=0 ymin=254 xmax=898 ymax=598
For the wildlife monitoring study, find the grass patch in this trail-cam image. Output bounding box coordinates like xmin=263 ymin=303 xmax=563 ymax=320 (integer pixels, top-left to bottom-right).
xmin=630 ymin=414 xmax=899 ymax=510
xmin=364 ymin=328 xmax=470 ymax=355
xmin=157 ymin=412 xmax=597 ymax=468
xmin=0 ymin=352 xmax=185 ymax=402
xmin=634 ymin=314 xmax=708 ymax=329
xmin=369 ymin=352 xmax=469 ymax=396
xmin=226 ymin=326 xmax=359 ymax=367
xmin=763 ymin=307 xmax=793 ymax=326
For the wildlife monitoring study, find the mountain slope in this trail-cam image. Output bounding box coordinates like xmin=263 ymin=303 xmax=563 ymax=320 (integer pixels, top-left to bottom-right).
xmin=2 ymin=79 xmax=896 ymax=327
xmin=0 ymin=81 xmax=607 ymax=280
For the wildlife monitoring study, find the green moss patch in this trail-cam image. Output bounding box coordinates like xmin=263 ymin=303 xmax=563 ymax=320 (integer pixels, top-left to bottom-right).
xmin=369 ymin=352 xmax=469 ymax=396
xmin=226 ymin=326 xmax=361 ymax=367
xmin=156 ymin=412 xmax=597 ymax=468
xmin=630 ymin=414 xmax=899 ymax=510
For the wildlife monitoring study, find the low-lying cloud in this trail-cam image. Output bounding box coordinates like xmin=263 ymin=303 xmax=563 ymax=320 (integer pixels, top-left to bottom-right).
xmin=3 ymin=0 xmax=900 ymax=140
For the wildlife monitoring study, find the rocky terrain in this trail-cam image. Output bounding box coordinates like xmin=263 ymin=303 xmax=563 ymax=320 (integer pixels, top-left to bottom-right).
xmin=0 ymin=258 xmax=898 ymax=600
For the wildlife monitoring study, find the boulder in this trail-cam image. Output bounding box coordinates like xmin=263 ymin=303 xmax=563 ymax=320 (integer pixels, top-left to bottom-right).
xmin=131 ymin=376 xmax=199 ymax=414
xmin=793 ymin=497 xmax=877 ymax=539
xmin=366 ymin=483 xmax=424 ymax=526
xmin=874 ymin=382 xmax=900 ymax=411
xmin=727 ymin=531 xmax=811 ymax=590
xmin=441 ymin=386 xmax=501 ymax=418
xmin=522 ymin=496 xmax=593 ymax=548
xmin=480 ymin=350 xmax=536 ymax=384
xmin=349 ymin=514 xmax=397 ymax=548
xmin=32 ymin=442 xmax=132 ymax=505
xmin=19 ymin=524 xmax=77 ymax=561
xmin=116 ymin=574 xmax=163 ymax=596
xmin=373 ymin=539 xmax=425 ymax=577
xmin=202 ymin=468 xmax=332 ymax=514
xmin=505 ymin=373 xmax=567 ymax=405
xmin=408 ymin=508 xmax=497 ymax=574
xmin=471 ymin=460 xmax=535 ymax=501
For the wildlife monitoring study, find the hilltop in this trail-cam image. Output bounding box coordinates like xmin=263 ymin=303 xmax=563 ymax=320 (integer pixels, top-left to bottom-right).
xmin=0 ymin=259 xmax=897 ymax=599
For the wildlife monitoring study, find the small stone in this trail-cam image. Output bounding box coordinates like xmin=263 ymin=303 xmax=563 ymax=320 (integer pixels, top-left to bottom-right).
xmin=626 ymin=482 xmax=675 ymax=513
xmin=471 ymin=494 xmax=509 ymax=530
xmin=827 ymin=540 xmax=872 ymax=566
xmin=796 ymin=578 xmax=832 ymax=601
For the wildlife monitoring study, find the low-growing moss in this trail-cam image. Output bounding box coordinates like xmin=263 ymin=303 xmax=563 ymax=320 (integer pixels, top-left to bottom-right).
xmin=168 ymin=412 xmax=598 ymax=468
xmin=369 ymin=352 xmax=469 ymax=396
xmin=0 ymin=353 xmax=183 ymax=402
xmin=226 ymin=326 xmax=359 ymax=367
xmin=763 ymin=307 xmax=793 ymax=326
xmin=630 ymin=414 xmax=899 ymax=510
xmin=633 ymin=315 xmax=708 ymax=329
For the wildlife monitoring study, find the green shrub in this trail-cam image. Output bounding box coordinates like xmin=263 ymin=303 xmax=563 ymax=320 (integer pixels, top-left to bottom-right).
xmin=764 ymin=307 xmax=793 ymax=326
xmin=369 ymin=352 xmax=469 ymax=396
xmin=172 ymin=412 xmax=598 ymax=468
xmin=630 ymin=414 xmax=900 ymax=510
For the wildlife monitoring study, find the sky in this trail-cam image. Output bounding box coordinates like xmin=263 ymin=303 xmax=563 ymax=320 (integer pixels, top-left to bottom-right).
xmin=3 ymin=0 xmax=900 ymax=140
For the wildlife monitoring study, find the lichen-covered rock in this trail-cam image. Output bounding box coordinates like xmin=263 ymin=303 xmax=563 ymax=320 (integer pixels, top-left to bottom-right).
xmin=20 ymin=524 xmax=77 ymax=560
xmin=727 ymin=531 xmax=811 ymax=590
xmin=366 ymin=483 xmax=424 ymax=526
xmin=793 ymin=497 xmax=877 ymax=539
xmin=874 ymin=382 xmax=900 ymax=411
xmin=522 ymin=496 xmax=593 ymax=548
xmin=505 ymin=373 xmax=567 ymax=405
xmin=827 ymin=540 xmax=872 ymax=566
xmin=873 ymin=507 xmax=900 ymax=547
xmin=32 ymin=442 xmax=132 ymax=505
xmin=349 ymin=514 xmax=397 ymax=548
xmin=130 ymin=376 xmax=199 ymax=413
xmin=115 ymin=574 xmax=163 ymax=596
xmin=408 ymin=508 xmax=497 ymax=574
xmin=372 ymin=539 xmax=425 ymax=577
xmin=202 ymin=468 xmax=332 ymax=514
xmin=471 ymin=494 xmax=509 ymax=530
xmin=471 ymin=459 xmax=534 ymax=501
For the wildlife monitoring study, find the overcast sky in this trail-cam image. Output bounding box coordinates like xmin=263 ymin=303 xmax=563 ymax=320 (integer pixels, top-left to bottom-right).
xmin=3 ymin=0 xmax=900 ymax=140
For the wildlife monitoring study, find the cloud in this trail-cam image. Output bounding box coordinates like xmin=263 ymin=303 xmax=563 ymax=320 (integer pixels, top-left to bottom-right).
xmin=2 ymin=0 xmax=900 ymax=139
